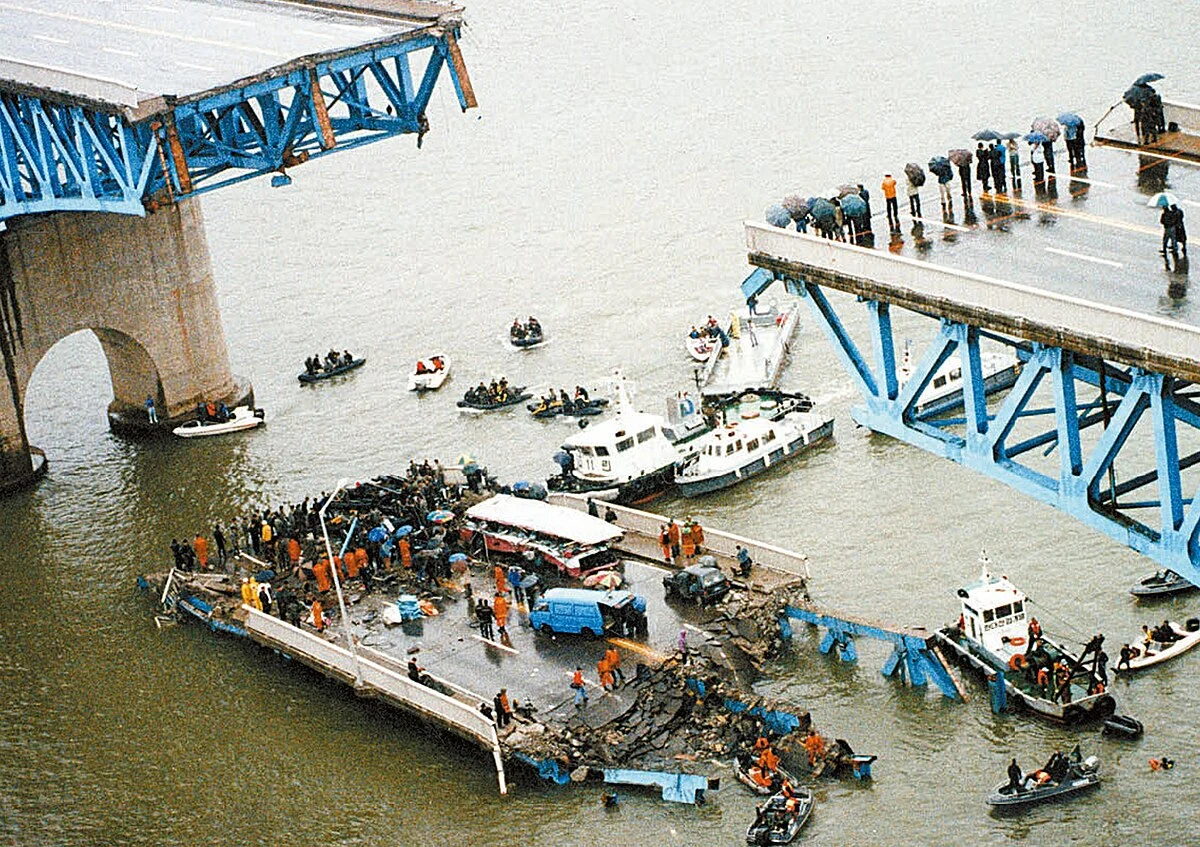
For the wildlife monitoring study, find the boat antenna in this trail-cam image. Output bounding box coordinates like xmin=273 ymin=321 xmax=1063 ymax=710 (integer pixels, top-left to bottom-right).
xmin=978 ymin=548 xmax=990 ymax=580
xmin=611 ymin=368 xmax=633 ymax=413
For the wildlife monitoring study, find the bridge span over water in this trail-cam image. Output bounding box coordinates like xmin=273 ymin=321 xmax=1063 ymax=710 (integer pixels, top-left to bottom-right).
xmin=746 ymin=101 xmax=1200 ymax=580
xmin=0 ymin=0 xmax=476 ymax=492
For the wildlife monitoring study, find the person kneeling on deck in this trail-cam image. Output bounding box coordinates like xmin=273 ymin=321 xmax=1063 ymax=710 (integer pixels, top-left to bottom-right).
xmin=758 ymin=744 xmax=780 ymax=776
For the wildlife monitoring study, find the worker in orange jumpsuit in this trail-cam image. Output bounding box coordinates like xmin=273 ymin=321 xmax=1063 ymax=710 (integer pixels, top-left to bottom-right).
xmin=597 ymin=656 xmax=614 ymax=691
xmin=287 ymin=537 xmax=301 ymax=566
xmin=689 ymin=521 xmax=705 ymax=555
xmin=680 ymin=524 xmax=695 ymax=560
xmin=311 ymin=597 xmax=325 ymax=631
xmin=604 ymin=646 xmax=624 ymax=686
xmin=659 ymin=525 xmax=672 ymax=563
xmin=667 ymin=520 xmax=682 ymax=562
xmin=398 ymin=537 xmax=411 ymax=569
xmin=803 ymin=730 xmax=826 ymax=766
xmin=753 ymin=736 xmax=770 ymax=756
xmin=345 ymin=549 xmax=362 ymax=579
xmin=314 ymin=558 xmax=332 ymax=593
xmin=193 ymin=534 xmax=209 ymax=569
xmin=758 ymin=746 xmax=780 ymax=775
xmin=493 ymin=593 xmax=510 ymax=644
xmin=494 ymin=565 xmax=508 ymax=595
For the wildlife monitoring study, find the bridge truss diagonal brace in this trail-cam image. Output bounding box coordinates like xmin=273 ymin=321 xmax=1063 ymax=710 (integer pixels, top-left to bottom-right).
xmin=780 ymin=606 xmax=960 ymax=700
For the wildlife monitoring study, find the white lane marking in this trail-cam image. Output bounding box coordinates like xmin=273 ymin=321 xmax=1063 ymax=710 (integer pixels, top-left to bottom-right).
xmin=914 ymin=216 xmax=971 ymax=233
xmin=1044 ymin=247 xmax=1124 ymax=268
xmin=1067 ymin=174 xmax=1117 ymax=188
xmin=0 ymin=2 xmax=286 ymax=59
xmin=101 ymin=47 xmax=136 ymax=57
xmin=213 ymin=15 xmax=253 ymax=26
xmin=176 ymin=61 xmax=216 ymax=72
xmin=472 ymin=634 xmax=519 ymax=654
xmin=32 ymin=34 xmax=68 ymax=44
xmin=297 ymin=29 xmax=331 ymax=39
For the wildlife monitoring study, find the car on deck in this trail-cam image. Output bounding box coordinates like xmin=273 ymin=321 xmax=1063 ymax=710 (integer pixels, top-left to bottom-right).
xmin=663 ymin=557 xmax=730 ymax=604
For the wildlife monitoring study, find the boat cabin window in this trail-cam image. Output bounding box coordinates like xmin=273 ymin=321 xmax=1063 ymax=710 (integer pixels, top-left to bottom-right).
xmin=637 ymin=428 xmax=656 ymax=444
xmin=950 ymin=367 xmax=962 ymax=380
xmin=725 ymin=443 xmax=736 ymax=456
xmin=1013 ymin=600 xmax=1023 ymax=614
xmin=745 ymin=438 xmax=760 ymax=451
xmin=578 ymin=446 xmax=594 ymax=457
xmin=933 ymin=375 xmax=947 ymax=389
xmin=983 ymin=609 xmax=994 ymax=623
xmin=763 ymin=430 xmax=776 ymax=443
xmin=994 ymin=603 xmax=1012 ymax=620
xmin=595 ymin=446 xmax=610 ymax=456
xmin=616 ymin=437 xmax=634 ymax=452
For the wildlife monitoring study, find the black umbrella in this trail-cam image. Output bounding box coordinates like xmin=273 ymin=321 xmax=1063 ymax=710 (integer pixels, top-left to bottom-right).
xmin=809 ymin=198 xmax=835 ymax=223
xmin=928 ymin=156 xmax=952 ymax=179
xmin=1124 ymin=85 xmax=1155 ymax=107
xmin=972 ymin=129 xmax=1003 ymax=141
xmin=1134 ymin=73 xmax=1165 ymax=86
xmin=948 ymin=148 xmax=973 ymax=167
xmin=904 ymin=162 xmax=925 ymax=186
xmin=998 ymin=131 xmax=1021 ymax=140
xmin=836 ymin=183 xmax=861 ymax=198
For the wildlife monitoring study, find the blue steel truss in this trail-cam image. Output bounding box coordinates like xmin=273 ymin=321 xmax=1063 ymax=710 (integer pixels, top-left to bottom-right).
xmin=0 ymin=29 xmax=475 ymax=222
xmin=783 ymin=275 xmax=1200 ymax=583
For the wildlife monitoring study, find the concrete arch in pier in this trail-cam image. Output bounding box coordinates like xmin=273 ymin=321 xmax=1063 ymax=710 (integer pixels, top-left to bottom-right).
xmin=0 ymin=198 xmax=250 ymax=494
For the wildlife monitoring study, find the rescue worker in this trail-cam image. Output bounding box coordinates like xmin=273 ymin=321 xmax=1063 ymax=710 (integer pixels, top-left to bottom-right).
xmin=398 ymin=537 xmax=412 ymax=570
xmin=604 ymin=645 xmax=624 ymax=687
xmin=598 ymin=656 xmax=614 ymax=692
xmin=494 ymin=689 xmax=512 ymax=728
xmin=659 ymin=525 xmax=672 ymax=563
xmin=494 ymin=564 xmax=509 ymax=596
xmin=193 ymin=533 xmax=209 ymax=570
xmin=680 ymin=522 xmax=696 ymax=560
xmin=240 ymin=577 xmax=255 ymax=607
xmin=247 ymin=576 xmax=263 ymax=611
xmin=572 ymin=667 xmax=588 ymax=708
xmin=314 ymin=558 xmax=332 ymax=593
xmin=311 ymin=597 xmax=324 ymax=631
xmin=752 ymin=736 xmax=771 ymax=756
xmin=1006 ymin=757 xmax=1023 ymax=792
xmin=803 ymin=729 xmax=826 ymax=766
xmin=689 ymin=521 xmax=705 ymax=555
xmin=758 ymin=745 xmax=780 ymax=776
xmin=493 ymin=593 xmax=510 ymax=645
xmin=667 ymin=520 xmax=682 ymax=562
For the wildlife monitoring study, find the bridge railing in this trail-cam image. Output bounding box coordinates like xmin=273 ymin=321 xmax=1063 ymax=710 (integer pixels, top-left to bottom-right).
xmin=546 ymin=493 xmax=810 ymax=579
xmin=242 ymin=607 xmax=507 ymax=794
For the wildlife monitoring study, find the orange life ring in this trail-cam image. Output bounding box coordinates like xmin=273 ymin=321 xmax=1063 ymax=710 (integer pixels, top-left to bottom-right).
xmin=1008 ymin=653 xmax=1028 ymax=670
xmin=1009 ymin=636 xmax=1027 ymax=647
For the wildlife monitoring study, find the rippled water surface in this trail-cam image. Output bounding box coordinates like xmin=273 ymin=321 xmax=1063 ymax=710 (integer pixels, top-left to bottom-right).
xmin=2 ymin=1 xmax=1197 ymax=844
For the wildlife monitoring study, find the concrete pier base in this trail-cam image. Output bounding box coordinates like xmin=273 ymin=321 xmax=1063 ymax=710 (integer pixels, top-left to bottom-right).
xmin=0 ymin=197 xmax=247 ymax=491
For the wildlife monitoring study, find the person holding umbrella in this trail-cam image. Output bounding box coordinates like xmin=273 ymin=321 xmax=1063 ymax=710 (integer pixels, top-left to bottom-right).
xmin=904 ymin=163 xmax=925 ymax=222
xmin=1027 ymin=134 xmax=1046 ymax=185
xmin=928 ymin=157 xmax=954 ymax=215
xmin=975 ymin=143 xmax=991 ymax=193
xmin=989 ymin=142 xmax=1007 ymax=195
xmin=1006 ymin=138 xmax=1022 ymax=191
xmin=949 ymin=149 xmax=973 ymax=201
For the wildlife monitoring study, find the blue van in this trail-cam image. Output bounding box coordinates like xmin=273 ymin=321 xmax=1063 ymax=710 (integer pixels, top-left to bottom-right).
xmin=529 ymin=588 xmax=641 ymax=636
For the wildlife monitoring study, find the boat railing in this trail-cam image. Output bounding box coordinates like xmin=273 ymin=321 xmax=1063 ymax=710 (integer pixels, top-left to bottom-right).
xmin=242 ymin=606 xmax=508 ymax=794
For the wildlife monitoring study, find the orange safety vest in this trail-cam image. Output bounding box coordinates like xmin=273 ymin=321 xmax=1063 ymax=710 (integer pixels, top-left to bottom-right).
xmin=668 ymin=523 xmax=682 ymax=545
xmin=288 ymin=538 xmax=301 ymax=564
xmin=493 ymin=595 xmax=508 ymax=625
xmin=681 ymin=534 xmax=696 ymax=557
xmin=495 ymin=566 xmax=508 ymax=594
xmin=881 ymin=176 xmax=897 ymax=199
xmin=399 ymin=539 xmax=411 ymax=568
xmin=498 ymin=692 xmax=510 ymax=714
xmin=753 ymin=737 xmax=770 ymax=754
xmin=312 ymin=600 xmax=324 ymax=630
xmin=194 ymin=536 xmax=208 ymax=567
xmin=605 ymin=648 xmax=620 ymax=669
xmin=345 ymin=549 xmax=362 ymax=578
xmin=690 ymin=523 xmax=704 ymax=546
xmin=572 ymin=670 xmax=584 ymax=688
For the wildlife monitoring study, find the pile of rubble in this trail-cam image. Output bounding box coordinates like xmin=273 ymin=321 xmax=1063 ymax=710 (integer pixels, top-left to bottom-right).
xmin=700 ymin=581 xmax=812 ymax=672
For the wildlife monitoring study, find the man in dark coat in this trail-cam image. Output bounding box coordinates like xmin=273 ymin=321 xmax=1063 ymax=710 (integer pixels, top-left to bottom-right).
xmin=975 ymin=143 xmax=991 ymax=193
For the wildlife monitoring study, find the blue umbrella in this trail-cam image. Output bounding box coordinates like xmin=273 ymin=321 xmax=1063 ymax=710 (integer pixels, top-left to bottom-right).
xmin=998 ymin=131 xmax=1021 ymax=141
xmin=448 ymin=552 xmax=468 ymax=563
xmin=765 ymin=204 xmax=791 ymax=228
xmin=393 ymin=525 xmax=414 ymax=538
xmin=427 ymin=509 xmax=456 ymax=524
xmin=1134 ymin=73 xmax=1165 ymax=86
xmin=1147 ymin=191 xmax=1180 ymax=208
xmin=840 ymin=194 xmax=866 ymax=216
xmin=367 ymin=526 xmax=387 ymax=543
xmin=511 ymin=480 xmax=532 ymax=493
xmin=928 ymin=156 xmax=953 ymax=179
xmin=972 ymin=128 xmax=1002 ymax=141
xmin=1024 ymin=131 xmax=1048 ymax=144
xmin=1057 ymin=112 xmax=1084 ymax=128
xmin=809 ymin=197 xmax=835 ymax=222
xmin=1124 ymin=85 xmax=1154 ymax=107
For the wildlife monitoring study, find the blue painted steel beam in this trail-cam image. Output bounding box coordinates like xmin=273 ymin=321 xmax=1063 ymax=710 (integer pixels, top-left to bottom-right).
xmin=0 ymin=28 xmax=475 ymax=222
xmin=783 ymin=272 xmax=1200 ymax=581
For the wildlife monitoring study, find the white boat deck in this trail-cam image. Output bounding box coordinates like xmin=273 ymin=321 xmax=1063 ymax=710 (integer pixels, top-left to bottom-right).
xmin=700 ymin=303 xmax=800 ymax=397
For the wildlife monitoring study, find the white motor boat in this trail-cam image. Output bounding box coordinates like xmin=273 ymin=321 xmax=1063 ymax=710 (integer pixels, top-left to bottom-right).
xmin=676 ymin=407 xmax=833 ymax=497
xmin=172 ymin=405 xmax=264 ymax=438
xmin=1114 ymin=621 xmax=1200 ymax=673
xmin=547 ymin=369 xmax=707 ymax=504
xmin=899 ymin=342 xmax=1021 ymax=417
xmin=935 ymin=553 xmax=1117 ymax=724
xmin=685 ymin=320 xmax=725 ymax=362
xmin=407 ymin=355 xmax=450 ymax=392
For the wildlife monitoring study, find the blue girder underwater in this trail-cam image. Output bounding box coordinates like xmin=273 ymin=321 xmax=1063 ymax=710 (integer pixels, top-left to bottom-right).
xmin=785 ymin=274 xmax=1200 ymax=583
xmin=780 ymin=605 xmax=960 ymax=699
xmin=0 ymin=29 xmax=475 ymax=222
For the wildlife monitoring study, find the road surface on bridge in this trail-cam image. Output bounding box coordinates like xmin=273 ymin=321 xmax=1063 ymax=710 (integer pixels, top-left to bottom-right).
xmin=848 ymin=144 xmax=1200 ymax=326
xmin=0 ymin=0 xmax=455 ymax=109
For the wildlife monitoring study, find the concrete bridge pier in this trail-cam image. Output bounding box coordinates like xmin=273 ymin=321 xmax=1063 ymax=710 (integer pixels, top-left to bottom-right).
xmin=0 ymin=197 xmax=252 ymax=494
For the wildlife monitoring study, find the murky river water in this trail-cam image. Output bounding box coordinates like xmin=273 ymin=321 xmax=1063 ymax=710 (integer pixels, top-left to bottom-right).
xmin=3 ymin=2 xmax=1198 ymax=844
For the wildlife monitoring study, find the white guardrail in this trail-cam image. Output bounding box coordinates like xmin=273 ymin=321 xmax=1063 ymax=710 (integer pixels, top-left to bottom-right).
xmin=744 ymin=221 xmax=1200 ymax=378
xmin=547 ymin=493 xmax=810 ymax=579
xmin=243 ymin=607 xmax=507 ymax=794
xmin=1163 ymin=100 xmax=1200 ymax=134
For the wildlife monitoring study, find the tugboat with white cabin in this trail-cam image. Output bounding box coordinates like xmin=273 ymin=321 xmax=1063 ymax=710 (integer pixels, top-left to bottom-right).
xmin=547 ymin=370 xmax=708 ymax=504
xmin=935 ymin=554 xmax=1116 ymax=724
xmin=675 ymin=394 xmax=833 ymax=497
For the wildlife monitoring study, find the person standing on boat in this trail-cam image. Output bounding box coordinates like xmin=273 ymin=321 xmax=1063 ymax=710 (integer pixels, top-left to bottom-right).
xmin=1006 ymin=758 xmax=1024 ymax=792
